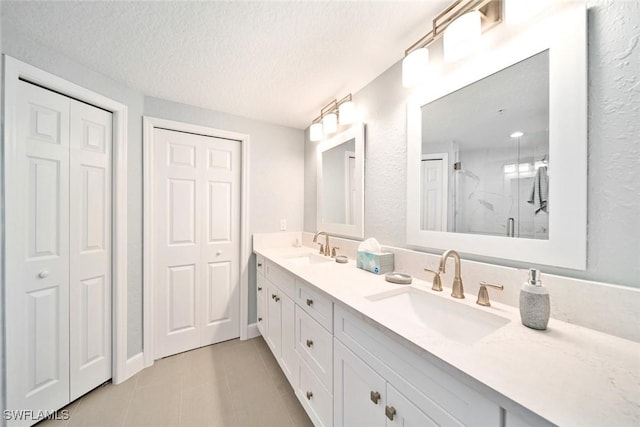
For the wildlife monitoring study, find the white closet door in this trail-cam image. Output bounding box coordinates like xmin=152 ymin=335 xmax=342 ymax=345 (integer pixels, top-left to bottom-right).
xmin=153 ymin=128 xmax=240 ymax=359
xmin=6 ymin=81 xmax=71 ymax=419
xmin=69 ymin=100 xmax=112 ymax=400
xmin=200 ymin=135 xmax=240 ymax=345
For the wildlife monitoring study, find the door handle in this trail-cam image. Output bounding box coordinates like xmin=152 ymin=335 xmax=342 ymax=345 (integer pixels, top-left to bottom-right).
xmin=370 ymin=390 xmax=381 ymax=404
xmin=38 ymin=270 xmax=49 ymax=279
xmin=385 ymin=405 xmax=396 ymax=421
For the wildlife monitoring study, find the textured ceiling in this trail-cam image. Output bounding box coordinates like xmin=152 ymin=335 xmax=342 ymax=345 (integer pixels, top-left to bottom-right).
xmin=1 ymin=1 xmax=449 ymax=129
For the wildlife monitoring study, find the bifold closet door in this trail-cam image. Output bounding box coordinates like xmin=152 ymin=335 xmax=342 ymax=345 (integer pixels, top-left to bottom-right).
xmin=5 ymin=80 xmax=112 ymax=421
xmin=153 ymin=128 xmax=240 ymax=359
xmin=68 ymin=100 xmax=112 ymax=401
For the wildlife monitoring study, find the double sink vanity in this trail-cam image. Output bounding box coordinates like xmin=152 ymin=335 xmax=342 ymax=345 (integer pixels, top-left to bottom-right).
xmin=253 ymin=233 xmax=640 ymax=427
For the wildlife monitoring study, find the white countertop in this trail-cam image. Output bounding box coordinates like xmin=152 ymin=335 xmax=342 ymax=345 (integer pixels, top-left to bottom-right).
xmin=255 ymin=245 xmax=640 ymax=427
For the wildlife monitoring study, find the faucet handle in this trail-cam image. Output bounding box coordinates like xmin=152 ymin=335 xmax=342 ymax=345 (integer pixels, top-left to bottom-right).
xmin=476 ymin=282 xmax=504 ymax=307
xmin=317 ymin=242 xmax=325 ymax=255
xmin=331 ymin=246 xmax=340 ymax=258
xmin=424 ymin=268 xmax=443 ymax=292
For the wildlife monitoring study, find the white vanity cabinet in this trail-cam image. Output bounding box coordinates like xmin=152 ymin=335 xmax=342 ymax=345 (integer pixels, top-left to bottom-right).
xmin=294 ymin=278 xmax=334 ymax=427
xmin=334 ymin=306 xmax=502 ymax=427
xmin=262 ymin=260 xmax=297 ymax=385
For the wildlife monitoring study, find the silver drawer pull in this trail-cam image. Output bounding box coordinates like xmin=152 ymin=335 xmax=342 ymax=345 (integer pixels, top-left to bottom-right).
xmin=370 ymin=390 xmax=381 ymax=404
xmin=306 ymin=339 xmax=313 ymax=348
xmin=306 ymin=391 xmax=313 ymax=400
xmin=306 ymin=298 xmax=313 ymax=306
xmin=385 ymin=405 xmax=396 ymax=421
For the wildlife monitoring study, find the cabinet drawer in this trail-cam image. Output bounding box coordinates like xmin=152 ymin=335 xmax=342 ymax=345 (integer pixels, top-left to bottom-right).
xmin=296 ymin=279 xmax=333 ymax=332
xmin=265 ymin=260 xmax=295 ymax=298
xmin=298 ymin=362 xmax=332 ymax=427
xmin=256 ymin=254 xmax=265 ymax=276
xmin=295 ymin=306 xmax=333 ymax=391
xmin=256 ymin=275 xmax=266 ymax=334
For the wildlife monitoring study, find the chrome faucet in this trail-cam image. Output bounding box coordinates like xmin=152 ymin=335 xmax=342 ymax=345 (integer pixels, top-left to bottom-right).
xmin=439 ymin=249 xmax=464 ymax=299
xmin=312 ymin=231 xmax=330 ymax=256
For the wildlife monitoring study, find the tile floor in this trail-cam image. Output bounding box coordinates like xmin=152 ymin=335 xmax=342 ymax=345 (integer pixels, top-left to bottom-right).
xmin=38 ymin=337 xmax=313 ymax=427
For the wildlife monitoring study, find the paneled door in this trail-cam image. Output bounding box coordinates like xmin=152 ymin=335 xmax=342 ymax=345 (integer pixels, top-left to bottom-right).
xmin=68 ymin=100 xmax=113 ymax=401
xmin=5 ymin=80 xmax=112 ymax=423
xmin=153 ymin=128 xmax=240 ymax=359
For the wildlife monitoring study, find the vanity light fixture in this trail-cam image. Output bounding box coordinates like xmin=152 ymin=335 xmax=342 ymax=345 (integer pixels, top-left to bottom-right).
xmin=310 ymin=121 xmax=324 ymax=142
xmin=402 ymin=0 xmax=503 ymax=88
xmin=443 ymin=10 xmax=482 ymax=63
xmin=309 ymin=94 xmax=355 ymax=140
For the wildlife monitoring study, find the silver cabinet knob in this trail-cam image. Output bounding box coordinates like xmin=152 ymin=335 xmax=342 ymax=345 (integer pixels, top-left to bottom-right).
xmin=38 ymin=270 xmax=49 ymax=279
xmin=306 ymin=298 xmax=313 ymax=306
xmin=216 ymin=250 xmax=222 ymax=256
xmin=306 ymin=391 xmax=313 ymax=400
xmin=306 ymin=339 xmax=313 ymax=348
xmin=370 ymin=391 xmax=381 ymax=404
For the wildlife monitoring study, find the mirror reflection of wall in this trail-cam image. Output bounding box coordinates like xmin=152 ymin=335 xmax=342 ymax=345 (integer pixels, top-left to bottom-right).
xmin=321 ymin=138 xmax=356 ymax=225
xmin=421 ymin=50 xmax=549 ymax=240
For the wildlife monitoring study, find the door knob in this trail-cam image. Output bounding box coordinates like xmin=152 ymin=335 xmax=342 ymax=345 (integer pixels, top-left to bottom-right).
xmin=216 ymin=250 xmax=222 ymax=256
xmin=38 ymin=270 xmax=49 ymax=279
xmin=306 ymin=391 xmax=313 ymax=400
xmin=306 ymin=339 xmax=313 ymax=348
xmin=306 ymin=298 xmax=313 ymax=306
xmin=370 ymin=390 xmax=381 ymax=404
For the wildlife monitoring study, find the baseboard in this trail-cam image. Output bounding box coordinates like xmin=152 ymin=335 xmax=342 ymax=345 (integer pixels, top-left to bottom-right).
xmin=115 ymin=352 xmax=145 ymax=384
xmin=246 ymin=322 xmax=261 ymax=339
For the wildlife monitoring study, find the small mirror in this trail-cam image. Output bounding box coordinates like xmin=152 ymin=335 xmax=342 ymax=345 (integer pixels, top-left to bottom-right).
xmin=421 ymin=50 xmax=549 ymax=239
xmin=317 ymin=123 xmax=365 ymax=238
xmin=406 ymin=6 xmax=587 ymax=269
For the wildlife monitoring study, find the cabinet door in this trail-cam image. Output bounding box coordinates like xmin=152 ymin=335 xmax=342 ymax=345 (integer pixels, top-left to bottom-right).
xmin=385 ymin=383 xmax=439 ymax=427
xmin=334 ymin=339 xmax=385 ymax=427
xmin=280 ymin=293 xmax=297 ymax=385
xmin=265 ymin=282 xmax=282 ymax=357
xmin=256 ymin=275 xmax=267 ymax=336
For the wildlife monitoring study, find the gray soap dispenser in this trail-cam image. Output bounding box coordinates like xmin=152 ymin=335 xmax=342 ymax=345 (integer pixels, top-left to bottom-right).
xmin=519 ymin=268 xmax=550 ymax=330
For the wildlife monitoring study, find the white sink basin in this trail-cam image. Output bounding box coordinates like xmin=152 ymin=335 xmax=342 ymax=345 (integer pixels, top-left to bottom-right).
xmin=284 ymin=252 xmax=333 ymax=266
xmin=367 ymin=287 xmax=510 ymax=345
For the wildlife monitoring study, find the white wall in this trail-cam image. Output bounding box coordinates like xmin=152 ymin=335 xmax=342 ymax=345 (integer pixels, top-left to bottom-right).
xmin=143 ymin=96 xmax=305 ymax=324
xmin=304 ymin=0 xmax=640 ymax=289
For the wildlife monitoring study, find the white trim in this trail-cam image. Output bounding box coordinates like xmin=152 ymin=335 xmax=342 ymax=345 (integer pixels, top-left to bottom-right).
xmin=142 ymin=116 xmax=250 ymax=366
xmin=124 ymin=352 xmax=145 ymax=380
xmin=1 ymin=56 xmax=130 ymax=384
xmin=246 ymin=323 xmax=261 ymax=339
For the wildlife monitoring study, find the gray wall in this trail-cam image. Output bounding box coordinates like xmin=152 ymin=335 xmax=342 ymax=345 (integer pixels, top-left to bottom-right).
xmin=144 ymin=96 xmax=305 ymax=325
xmin=304 ymin=0 xmax=640 ymax=289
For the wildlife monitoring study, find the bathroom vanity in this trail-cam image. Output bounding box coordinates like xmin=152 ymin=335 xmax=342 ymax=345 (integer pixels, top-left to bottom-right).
xmin=253 ymin=233 xmax=640 ymax=427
